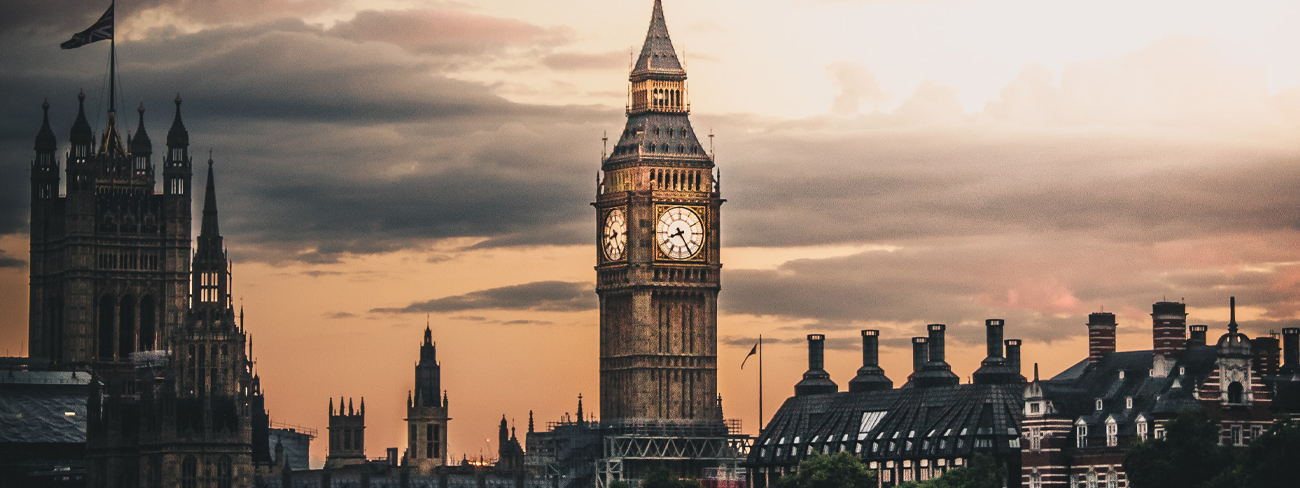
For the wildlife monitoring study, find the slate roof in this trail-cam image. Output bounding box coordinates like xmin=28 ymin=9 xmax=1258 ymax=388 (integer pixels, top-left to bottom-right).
xmin=0 ymin=370 xmax=90 ymax=444
xmin=747 ymin=383 xmax=1024 ymax=466
xmin=605 ymin=112 xmax=710 ymax=169
xmin=632 ymin=0 xmax=684 ymax=76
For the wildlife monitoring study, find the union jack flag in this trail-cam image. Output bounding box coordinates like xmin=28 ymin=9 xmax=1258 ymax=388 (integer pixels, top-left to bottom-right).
xmin=61 ymin=3 xmax=114 ymax=49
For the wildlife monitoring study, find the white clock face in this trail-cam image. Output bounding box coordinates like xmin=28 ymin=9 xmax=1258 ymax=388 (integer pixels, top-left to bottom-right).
xmin=603 ymin=208 xmax=627 ymax=260
xmin=656 ymin=207 xmax=704 ymax=259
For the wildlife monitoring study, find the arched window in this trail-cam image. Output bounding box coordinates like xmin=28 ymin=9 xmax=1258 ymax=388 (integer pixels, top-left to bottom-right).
xmin=119 ymin=296 xmax=135 ymax=358
xmin=139 ymin=296 xmax=156 ymax=351
xmin=1228 ymin=382 xmax=1244 ymax=404
xmin=99 ymin=295 xmax=115 ymax=360
xmin=182 ymin=456 xmax=198 ymax=488
xmin=217 ymin=456 xmax=232 ymax=488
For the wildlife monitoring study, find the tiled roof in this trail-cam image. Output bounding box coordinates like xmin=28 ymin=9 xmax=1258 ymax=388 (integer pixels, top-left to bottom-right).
xmin=632 ymin=0 xmax=684 ymax=76
xmin=605 ymin=113 xmax=709 ymax=167
xmin=747 ymin=383 xmax=1024 ymax=466
xmin=0 ymin=371 xmax=90 ymax=444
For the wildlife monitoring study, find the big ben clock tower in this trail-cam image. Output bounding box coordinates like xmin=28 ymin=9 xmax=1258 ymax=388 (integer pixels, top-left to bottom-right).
xmin=596 ymin=0 xmax=723 ymax=424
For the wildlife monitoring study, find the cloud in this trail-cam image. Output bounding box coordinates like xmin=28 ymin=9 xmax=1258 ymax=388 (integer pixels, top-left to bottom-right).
xmin=370 ymin=281 xmax=595 ymax=314
xmin=0 ymin=250 xmax=25 ymax=269
xmin=324 ymin=311 xmax=355 ymax=319
xmin=500 ymin=319 xmax=554 ymax=326
xmin=329 ymin=9 xmax=569 ymax=58
xmin=826 ymin=61 xmax=885 ymax=115
xmin=543 ymin=51 xmax=627 ymax=71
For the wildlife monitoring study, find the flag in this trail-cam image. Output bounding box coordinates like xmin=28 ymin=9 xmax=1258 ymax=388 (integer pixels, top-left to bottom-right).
xmin=740 ymin=341 xmax=758 ymax=369
xmin=61 ymin=4 xmax=114 ymax=49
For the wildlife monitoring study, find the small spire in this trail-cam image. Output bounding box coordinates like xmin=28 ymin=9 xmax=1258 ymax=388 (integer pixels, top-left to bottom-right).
xmin=329 ymin=397 xmax=334 ymax=415
xmin=632 ymin=0 xmax=684 ymax=75
xmin=70 ymin=90 xmax=92 ymax=145
xmin=35 ymin=99 xmax=57 ymax=153
xmin=131 ymin=103 xmax=152 ymax=155
xmin=168 ymin=94 xmax=189 ymax=148
xmin=1228 ymin=296 xmax=1238 ymax=335
xmin=200 ymin=154 xmax=220 ymax=237
xmin=1034 ymin=363 xmax=1039 ymax=382
xmin=528 ymin=411 xmax=534 ymax=433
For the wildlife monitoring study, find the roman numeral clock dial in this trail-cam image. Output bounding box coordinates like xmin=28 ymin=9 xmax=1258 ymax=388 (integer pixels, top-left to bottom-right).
xmin=656 ymin=206 xmax=704 ymax=260
xmin=602 ymin=208 xmax=627 ymax=260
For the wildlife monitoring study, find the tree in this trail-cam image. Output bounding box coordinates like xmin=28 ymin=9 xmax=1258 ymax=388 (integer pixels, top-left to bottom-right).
xmin=1205 ymin=415 xmax=1300 ymax=488
xmin=641 ymin=465 xmax=704 ymax=488
xmin=775 ymin=452 xmax=877 ymax=488
xmin=896 ymin=453 xmax=1004 ymax=488
xmin=1123 ymin=411 xmax=1234 ymax=488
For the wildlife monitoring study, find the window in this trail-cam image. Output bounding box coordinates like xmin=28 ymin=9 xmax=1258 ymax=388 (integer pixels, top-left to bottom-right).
xmin=1030 ymin=402 xmax=1041 ymax=414
xmin=344 ymin=429 xmax=352 ymax=450
xmin=1095 ymin=399 xmax=1104 ymax=411
xmin=1126 ymin=397 xmax=1133 ymax=409
xmin=182 ymin=456 xmax=197 ymax=488
xmin=1077 ymin=425 xmax=1088 ymax=448
xmin=1231 ymin=426 xmax=1243 ymax=446
xmin=1031 ymin=471 xmax=1042 ymax=488
xmin=1106 ymin=470 xmax=1118 ymax=488
xmin=1155 ymin=427 xmax=1165 ymax=439
xmin=1030 ymin=427 xmax=1042 ymax=451
xmin=217 ymin=456 xmax=232 ymax=488
xmin=1087 ymin=470 xmax=1097 ymax=488
xmin=1251 ymin=426 xmax=1262 ymax=441
xmin=1137 ymin=422 xmax=1148 ymax=441
xmin=1228 ymin=382 xmax=1244 ymax=404
xmin=1106 ymin=422 xmax=1118 ymax=447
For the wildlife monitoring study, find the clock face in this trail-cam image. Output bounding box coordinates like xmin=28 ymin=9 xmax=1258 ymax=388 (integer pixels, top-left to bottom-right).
xmin=656 ymin=207 xmax=704 ymax=259
xmin=602 ymin=208 xmax=627 ymax=261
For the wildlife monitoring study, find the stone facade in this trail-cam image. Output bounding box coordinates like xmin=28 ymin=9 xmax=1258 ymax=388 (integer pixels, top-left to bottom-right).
xmin=406 ymin=325 xmax=450 ymax=473
xmin=595 ymin=0 xmax=723 ymax=424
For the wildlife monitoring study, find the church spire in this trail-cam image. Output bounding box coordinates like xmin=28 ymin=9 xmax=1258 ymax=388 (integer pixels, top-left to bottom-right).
xmin=201 ymin=156 xmax=220 ymax=238
xmin=192 ymin=156 xmax=230 ymax=309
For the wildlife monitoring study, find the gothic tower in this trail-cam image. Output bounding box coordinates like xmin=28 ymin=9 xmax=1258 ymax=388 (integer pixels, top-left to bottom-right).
xmin=28 ymin=94 xmax=192 ymax=367
xmin=596 ymin=0 xmax=723 ymax=423
xmin=405 ymin=324 xmax=450 ymax=472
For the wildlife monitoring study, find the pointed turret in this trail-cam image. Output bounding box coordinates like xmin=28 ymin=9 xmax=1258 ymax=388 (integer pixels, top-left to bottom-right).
xmin=167 ymin=94 xmax=189 ymax=149
xmin=130 ymin=103 xmax=152 ymax=176
xmin=632 ymin=0 xmax=685 ymax=76
xmin=191 ymin=157 xmax=230 ymax=310
xmin=69 ymin=91 xmax=93 ymax=161
xmin=415 ymin=322 xmax=442 ymax=408
xmin=36 ymin=100 xmax=57 ymax=155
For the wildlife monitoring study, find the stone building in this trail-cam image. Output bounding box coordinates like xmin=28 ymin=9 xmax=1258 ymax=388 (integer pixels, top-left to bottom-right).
xmin=747 ymin=323 xmax=1028 ymax=487
xmin=1020 ymin=298 xmax=1300 ymax=488
xmin=28 ymin=93 xmax=271 ymax=488
xmin=405 ymin=324 xmax=450 ymax=473
xmin=326 ymin=397 xmax=366 ymax=469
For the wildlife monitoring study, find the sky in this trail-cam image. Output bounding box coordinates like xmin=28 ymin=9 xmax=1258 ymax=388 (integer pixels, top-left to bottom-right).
xmin=2 ymin=0 xmax=1300 ymax=468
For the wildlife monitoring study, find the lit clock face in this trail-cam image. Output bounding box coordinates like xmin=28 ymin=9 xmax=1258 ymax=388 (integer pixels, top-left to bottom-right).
xmin=656 ymin=207 xmax=704 ymax=259
xmin=602 ymin=208 xmax=627 ymax=260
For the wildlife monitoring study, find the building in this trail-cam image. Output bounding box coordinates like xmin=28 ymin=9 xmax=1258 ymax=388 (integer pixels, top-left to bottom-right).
xmin=266 ymin=424 xmax=314 ymax=471
xmin=325 ymin=397 xmax=367 ymax=469
xmin=522 ymin=2 xmax=750 ymax=486
xmin=747 ymin=323 xmax=1028 ymax=487
xmin=405 ymin=323 xmax=450 ymax=473
xmin=0 ymin=359 xmax=89 ymax=487
xmin=28 ymin=94 xmax=272 ymax=488
xmin=1020 ymin=299 xmax=1300 ymax=488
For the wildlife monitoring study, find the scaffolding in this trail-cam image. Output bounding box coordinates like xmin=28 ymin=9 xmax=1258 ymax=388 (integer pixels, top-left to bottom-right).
xmin=596 ymin=420 xmax=752 ymax=488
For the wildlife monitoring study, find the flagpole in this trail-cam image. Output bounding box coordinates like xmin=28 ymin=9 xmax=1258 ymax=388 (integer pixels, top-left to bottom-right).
xmin=758 ymin=334 xmax=763 ymax=432
xmin=109 ymin=0 xmax=116 ymax=117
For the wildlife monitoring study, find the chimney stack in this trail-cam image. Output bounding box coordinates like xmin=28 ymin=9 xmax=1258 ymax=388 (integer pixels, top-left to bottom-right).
xmin=1281 ymin=328 xmax=1299 ymax=375
xmin=794 ymin=334 xmax=838 ymax=396
xmin=910 ymin=337 xmax=928 ymax=377
xmin=911 ymin=324 xmax=959 ymax=387
xmin=1087 ymin=312 xmax=1117 ymax=364
xmin=1152 ymin=301 xmax=1188 ymax=358
xmin=849 ymin=330 xmax=893 ymax=392
xmin=1251 ymin=336 xmax=1280 ymax=379
xmin=974 ymin=319 xmax=1022 ymax=384
xmin=1188 ymin=325 xmax=1208 ymax=347
xmin=1005 ymin=339 xmax=1022 ymax=376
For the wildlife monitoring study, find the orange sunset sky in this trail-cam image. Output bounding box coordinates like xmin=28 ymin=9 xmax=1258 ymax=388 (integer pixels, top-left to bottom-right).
xmin=3 ymin=0 xmax=1300 ymax=468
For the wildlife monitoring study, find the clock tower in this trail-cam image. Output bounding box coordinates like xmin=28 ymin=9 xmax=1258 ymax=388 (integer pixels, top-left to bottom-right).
xmin=595 ymin=0 xmax=723 ymax=423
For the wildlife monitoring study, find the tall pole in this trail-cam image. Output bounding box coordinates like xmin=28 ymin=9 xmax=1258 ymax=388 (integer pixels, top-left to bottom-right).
xmin=758 ymin=334 xmax=763 ymax=432
xmin=108 ymin=0 xmax=116 ymax=118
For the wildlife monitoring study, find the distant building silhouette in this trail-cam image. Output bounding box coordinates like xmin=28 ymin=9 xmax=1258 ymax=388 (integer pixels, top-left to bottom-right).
xmin=405 ymin=324 xmax=450 ymax=473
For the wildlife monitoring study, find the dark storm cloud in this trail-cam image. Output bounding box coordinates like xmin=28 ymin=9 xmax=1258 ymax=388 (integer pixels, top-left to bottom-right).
xmin=370 ymin=281 xmax=596 ymax=314
xmin=0 ymin=11 xmax=617 ymax=258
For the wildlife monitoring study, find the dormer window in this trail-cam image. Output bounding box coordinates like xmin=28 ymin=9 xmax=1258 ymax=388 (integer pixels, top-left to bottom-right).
xmin=1077 ymin=425 xmax=1087 ymax=448
xmin=1179 ymin=366 xmax=1185 ymax=375
xmin=1030 ymin=402 xmax=1041 ymax=414
xmin=1118 ymin=371 xmax=1125 ymax=380
xmin=1106 ymin=421 xmax=1118 ymax=447
xmin=1095 ymin=399 xmax=1103 ymax=411
xmin=1137 ymin=421 xmax=1148 ymax=441
xmin=1126 ymin=397 xmax=1133 ymax=409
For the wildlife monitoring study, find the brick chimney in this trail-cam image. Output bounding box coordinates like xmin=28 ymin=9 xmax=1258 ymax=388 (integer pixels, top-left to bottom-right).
xmin=1087 ymin=312 xmax=1117 ymax=364
xmin=1152 ymin=301 xmax=1188 ymax=358
xmin=1281 ymin=328 xmax=1299 ymax=376
xmin=910 ymin=337 xmax=928 ymax=379
xmin=849 ymin=330 xmax=892 ymax=392
xmin=1188 ymin=325 xmax=1208 ymax=347
xmin=794 ymin=334 xmax=838 ymax=396
xmin=1005 ymin=339 xmax=1022 ymax=376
